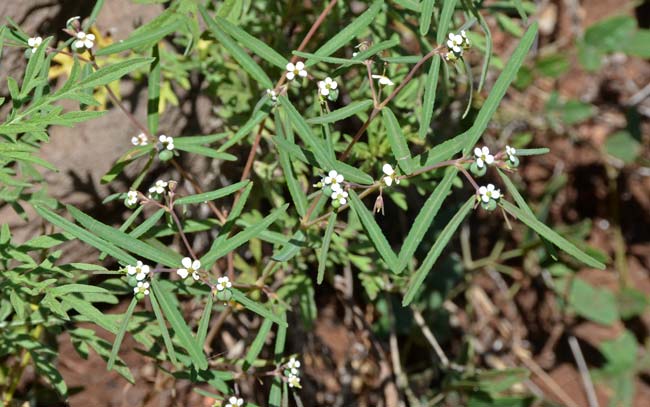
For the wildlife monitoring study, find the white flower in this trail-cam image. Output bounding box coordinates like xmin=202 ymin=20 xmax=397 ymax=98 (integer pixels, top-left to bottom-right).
xmin=28 ymin=36 xmax=42 ymax=53
xmin=225 ymin=397 xmax=244 ymax=407
xmin=505 ymin=145 xmax=517 ymax=161
xmin=133 ymin=281 xmax=150 ymax=296
xmin=266 ymin=89 xmax=277 ymax=101
xmin=131 ymin=132 xmax=148 ymax=146
xmin=447 ymin=33 xmax=464 ymax=54
xmin=372 ymin=74 xmax=394 ymax=86
xmin=474 ymin=146 xmax=494 ymax=169
xmin=126 ymin=190 xmax=138 ymax=206
xmin=148 ymin=180 xmax=168 ymax=195
xmin=317 ymin=77 xmax=338 ymax=96
xmin=127 ymin=260 xmax=150 ymax=281
xmin=73 ymin=31 xmax=95 ymax=50
xmin=286 ymin=61 xmax=307 ymax=81
xmin=216 ymin=276 xmax=232 ymax=291
xmin=323 ymin=170 xmax=344 ymax=191
xmin=288 ymin=373 xmax=301 ymax=388
xmin=479 ymin=184 xmax=501 ymax=203
xmin=331 ymin=189 xmax=348 ymax=205
xmin=158 ymin=134 xmax=174 ymax=151
xmin=177 ymin=257 xmax=201 ymax=280
xmin=382 ymin=163 xmax=400 ymax=187
xmin=288 ymin=357 xmax=301 ymax=375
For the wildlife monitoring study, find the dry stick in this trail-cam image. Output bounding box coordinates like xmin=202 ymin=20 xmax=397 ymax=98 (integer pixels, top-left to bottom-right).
xmin=513 ymin=346 xmax=580 ymax=407
xmin=568 ymin=336 xmax=600 ymax=407
xmin=411 ymin=307 xmax=449 ymax=368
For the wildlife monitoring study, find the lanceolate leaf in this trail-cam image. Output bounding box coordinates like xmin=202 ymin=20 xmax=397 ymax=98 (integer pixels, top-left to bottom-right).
xmin=382 ymin=107 xmax=413 ymax=174
xmin=307 ymin=100 xmax=373 ymax=125
xmin=420 ymin=0 xmax=435 ymax=36
xmin=397 ymin=168 xmax=457 ymax=271
xmin=317 ymin=212 xmax=337 ymax=284
xmin=196 ymin=294 xmax=214 ymax=348
xmin=148 ymin=288 xmax=178 ymax=365
xmin=307 ymin=0 xmax=383 ymax=66
xmin=151 ymin=279 xmax=208 ymax=369
xmin=280 ymin=96 xmax=333 ymax=169
xmin=107 ymin=296 xmax=138 ymax=370
xmin=348 ymin=190 xmax=400 ymax=272
xmin=500 ymin=200 xmax=606 ymax=270
xmin=243 ymin=318 xmax=273 ymax=369
xmin=403 ymin=196 xmax=474 ymax=306
xmin=230 ymin=289 xmax=287 ymax=327
xmin=213 ymin=16 xmax=287 ymax=68
xmin=175 ymin=180 xmax=249 ymax=205
xmin=95 ymin=18 xmax=184 ymax=56
xmin=79 ymin=58 xmax=154 ymax=90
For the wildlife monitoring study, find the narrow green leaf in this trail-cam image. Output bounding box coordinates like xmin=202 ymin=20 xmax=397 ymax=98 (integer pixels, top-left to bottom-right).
xmin=148 ymin=44 xmax=161 ymax=135
xmin=80 ymin=58 xmax=154 ymax=90
xmin=50 ymin=284 xmax=111 ymax=296
xmin=462 ymin=23 xmax=537 ymax=155
xmin=307 ymin=100 xmax=373 ymax=125
xmin=277 ymin=114 xmax=308 ymax=216
xmin=382 ymin=107 xmax=413 ymax=174
xmin=280 ymin=96 xmax=333 ymax=169
xmin=107 ymin=296 xmax=138 ymax=370
xmin=397 ymin=168 xmax=457 ymax=271
xmin=130 ymin=208 xmax=165 ymax=238
xmin=333 ymin=161 xmax=374 ymax=185
xmin=34 ymin=205 xmax=136 ymax=265
xmin=199 ymin=5 xmax=273 ymax=88
xmin=214 ymin=16 xmax=286 ymax=68
xmin=348 ymin=190 xmax=400 ymax=272
xmin=292 ymin=51 xmax=354 ymax=65
xmin=200 ymin=204 xmax=288 ymax=267
xmin=419 ymin=0 xmax=435 ymax=36
xmin=196 ymin=294 xmax=214 ymax=348
xmin=500 ymin=200 xmax=606 ymax=269
xmin=174 ymin=133 xmax=228 ymax=146
xmin=419 ymin=55 xmax=441 ymax=139
xmin=175 ymin=180 xmax=249 ymax=205
xmin=307 ymin=0 xmax=383 ymax=66
xmin=151 ymin=279 xmax=208 ymax=369
xmin=175 ymin=144 xmax=237 ymax=160
xmin=243 ymin=318 xmax=273 ymax=369
xmin=269 ymin=314 xmax=287 ymax=407
xmin=403 ymin=197 xmax=473 ymax=305
xmin=218 ymin=109 xmax=269 ymax=152
xmin=148 ymin=288 xmax=178 ymax=365
xmin=95 ymin=19 xmax=183 ymax=56
xmin=85 ymin=0 xmax=105 ymax=29
xmin=317 ymin=212 xmax=337 ymax=284
xmin=62 ymin=295 xmax=118 ymax=334
xmin=231 ymin=289 xmax=287 ymax=327
xmin=67 ymin=205 xmax=181 ymax=267
xmin=516 ymin=147 xmax=549 ymax=156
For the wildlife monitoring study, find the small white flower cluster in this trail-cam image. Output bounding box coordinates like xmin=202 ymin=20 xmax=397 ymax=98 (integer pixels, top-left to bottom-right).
xmin=445 ymin=30 xmax=470 ymax=62
xmin=285 ymin=61 xmax=307 ymax=81
xmin=317 ymin=77 xmax=338 ymax=97
xmin=28 ymin=36 xmax=42 ymax=54
xmin=381 ymin=164 xmax=400 ymax=187
xmin=224 ymin=396 xmax=244 ymax=407
xmin=478 ymin=183 xmax=501 ymax=211
xmin=177 ymin=257 xmax=200 ymax=280
xmin=73 ymin=31 xmax=95 ymax=51
xmin=126 ymin=190 xmax=138 ymax=207
xmin=266 ymin=89 xmax=278 ymax=102
xmin=127 ymin=261 xmax=151 ymax=298
xmin=505 ymin=145 xmax=519 ymax=167
xmin=158 ymin=135 xmax=174 ymax=151
xmin=286 ymin=357 xmax=302 ymax=388
xmin=131 ymin=132 xmax=148 ymax=146
xmin=149 ymin=180 xmax=168 ymax=196
xmin=316 ymin=170 xmax=348 ymax=206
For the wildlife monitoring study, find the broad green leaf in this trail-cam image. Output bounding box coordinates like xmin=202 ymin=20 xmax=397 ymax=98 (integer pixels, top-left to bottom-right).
xmin=200 ymin=204 xmax=288 ymax=266
xmin=307 ymin=100 xmax=373 ymax=125
xmin=199 ymin=5 xmax=273 ymax=88
xmin=95 ymin=18 xmax=184 ymax=56
xmin=307 ymin=0 xmax=383 ymax=66
xmin=348 ymin=190 xmax=399 ymax=272
xmin=79 ymin=58 xmax=154 ymax=90
xmin=148 ymin=287 xmax=178 ymax=365
xmin=175 ymin=180 xmax=249 ymax=205
xmin=419 ymin=0 xmax=435 ymax=36
xmin=243 ymin=318 xmax=273 ymax=369
xmin=584 ymin=16 xmax=636 ymax=53
xmin=397 ymin=168 xmax=457 ymax=271
xmin=403 ymin=196 xmax=473 ymax=306
xmin=462 ymin=23 xmax=538 ymax=155
xmin=569 ymin=277 xmax=618 ymax=325
xmin=151 ymin=279 xmax=208 ymax=369
xmin=382 ymin=107 xmax=413 ymax=174
xmin=67 ymin=205 xmax=181 ymax=267
xmin=317 ymin=212 xmax=337 ymax=284
xmin=214 ymin=16 xmax=287 ymax=68
xmin=34 ymin=205 xmax=136 ymax=265
xmin=231 ymin=289 xmax=287 ymax=327
xmin=107 ymin=296 xmax=138 ymax=370
xmin=500 ymin=200 xmax=606 ymax=269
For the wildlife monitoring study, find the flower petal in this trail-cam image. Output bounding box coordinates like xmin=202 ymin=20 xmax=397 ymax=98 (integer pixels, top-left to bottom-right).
xmin=382 ymin=163 xmax=394 ymax=175
xmin=182 ymin=257 xmax=192 ymax=268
